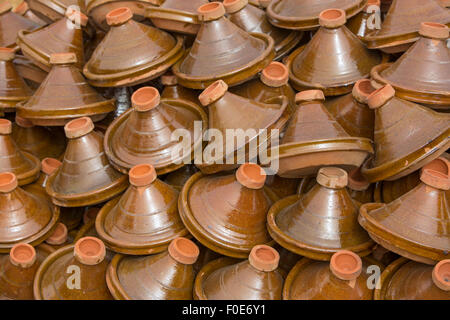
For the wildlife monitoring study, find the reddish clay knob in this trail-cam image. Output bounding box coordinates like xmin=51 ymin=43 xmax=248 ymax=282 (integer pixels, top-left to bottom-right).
xmin=197 ymin=2 xmax=226 ymax=21
xmin=0 ymin=119 xmax=12 ymax=134
xmin=49 ymin=52 xmax=77 ymax=65
xmin=261 ymin=62 xmax=289 ymax=87
xmin=41 ymin=158 xmax=62 ymax=176
xmin=0 ymin=47 xmax=15 ymax=61
xmin=199 ymin=80 xmax=228 ymax=106
xmin=64 ymin=117 xmax=95 ymax=139
xmin=65 ymin=7 xmax=88 ymax=27
xmin=420 ymin=157 xmax=450 ymax=190
xmin=131 ymin=87 xmax=160 ymax=112
xmin=367 ymin=84 xmax=396 ymax=109
xmin=236 ymin=163 xmax=266 ymax=189
xmin=352 ymin=79 xmax=377 ymax=104
xmin=419 ymin=22 xmax=449 ymax=40
xmin=106 ymin=7 xmax=133 ymax=26
xmin=129 ymin=163 xmax=157 ymax=187
xmin=295 ymin=90 xmax=325 ymax=103
xmin=45 ymin=223 xmax=68 ymax=245
xmin=161 ymin=73 xmax=178 ymax=86
xmin=9 ymin=243 xmax=36 ymax=268
xmin=330 ymin=250 xmax=362 ymax=281
xmin=248 ymin=245 xmax=280 ymax=272
xmin=74 ymin=237 xmax=106 ymax=265
xmin=432 ymin=260 xmax=450 ymax=291
xmin=319 ymin=8 xmax=347 ymax=28
xmin=0 ymin=172 xmax=18 ymax=193
xmin=347 ymin=167 xmax=370 ymax=191
xmin=12 ymin=1 xmax=29 ymax=15
xmin=168 ymin=237 xmax=200 ymax=265
xmin=316 ymin=167 xmax=348 ymax=189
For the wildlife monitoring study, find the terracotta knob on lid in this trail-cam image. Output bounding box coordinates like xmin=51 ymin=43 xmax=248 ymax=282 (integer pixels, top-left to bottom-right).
xmin=83 ymin=207 xmax=100 ymax=225
xmin=330 ymin=250 xmax=362 ymax=281
xmin=236 ymin=163 xmax=266 ymax=189
xmin=64 ymin=117 xmax=95 ymax=139
xmin=50 ymin=52 xmax=77 ymax=65
xmin=15 ymin=115 xmax=34 ymax=128
xmin=347 ymin=167 xmax=370 ymax=191
xmin=131 ymin=87 xmax=160 ymax=112
xmin=316 ymin=167 xmax=348 ymax=189
xmin=367 ymin=84 xmax=395 ymax=109
xmin=295 ymin=90 xmax=325 ymax=104
xmin=168 ymin=237 xmax=200 ymax=265
xmin=197 ymin=2 xmax=226 ymax=22
xmin=319 ymin=9 xmax=347 ymax=28
xmin=223 ymin=0 xmax=248 ymax=13
xmin=0 ymin=119 xmax=12 ymax=134
xmin=199 ymin=80 xmax=228 ymax=106
xmin=74 ymin=237 xmax=106 ymax=265
xmin=41 ymin=157 xmax=62 ymax=176
xmin=419 ymin=22 xmax=449 ymax=40
xmin=260 ymin=62 xmax=289 ymax=87
xmin=161 ymin=73 xmax=178 ymax=86
xmin=0 ymin=172 xmax=18 ymax=193
xmin=12 ymin=1 xmax=29 ymax=15
xmin=106 ymin=7 xmax=132 ymax=26
xmin=0 ymin=47 xmax=15 ymax=61
xmin=432 ymin=260 xmax=450 ymax=291
xmin=420 ymin=157 xmax=450 ymax=190
xmin=9 ymin=244 xmax=36 ymax=268
xmin=248 ymin=245 xmax=280 ymax=272
xmin=65 ymin=7 xmax=88 ymax=27
xmin=129 ymin=163 xmax=157 ymax=187
xmin=45 ymin=223 xmax=68 ymax=245
xmin=352 ymin=79 xmax=376 ymax=104
xmin=364 ymin=0 xmax=380 ymax=12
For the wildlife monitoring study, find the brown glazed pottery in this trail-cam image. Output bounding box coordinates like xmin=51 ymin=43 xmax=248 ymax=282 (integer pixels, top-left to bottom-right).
xmin=375 ymin=257 xmax=450 ymax=299
xmin=172 ymin=2 xmax=275 ymax=89
xmin=179 ymin=163 xmax=275 ymax=258
xmin=12 ymin=116 xmax=66 ymax=160
xmin=266 ymin=0 xmax=366 ymax=30
xmin=106 ymin=237 xmax=200 ymax=299
xmin=283 ymin=250 xmax=374 ymax=299
xmin=160 ymin=72 xmax=201 ymax=106
xmin=146 ymin=0 xmax=209 ymax=35
xmin=364 ymin=0 xmax=450 ymax=53
xmin=46 ymin=117 xmax=128 ymax=207
xmin=16 ymin=8 xmax=87 ymax=71
xmin=361 ymin=84 xmax=450 ymax=182
xmin=12 ymin=1 xmax=48 ymax=26
xmin=0 ymin=48 xmax=33 ymax=113
xmin=275 ymin=244 xmax=302 ymax=274
xmin=370 ymin=244 xmax=399 ymax=267
xmin=324 ymin=79 xmax=376 ymax=140
xmin=286 ymin=8 xmax=382 ymax=96
xmin=196 ymin=80 xmax=289 ymax=174
xmin=83 ymin=7 xmax=184 ymax=87
xmin=0 ymin=119 xmax=40 ymax=186
xmin=371 ymin=22 xmax=450 ymax=110
xmin=164 ymin=165 xmax=199 ymax=190
xmin=33 ymin=237 xmax=113 ymax=300
xmin=267 ymin=167 xmax=374 ymax=260
xmin=230 ymin=61 xmax=296 ymax=115
xmin=13 ymin=54 xmax=48 ymax=86
xmin=373 ymin=170 xmax=420 ymax=203
xmin=347 ymin=0 xmax=381 ymax=39
xmin=104 ymin=87 xmax=207 ymax=175
xmin=194 ymin=245 xmax=284 ymax=299
xmin=44 ymin=222 xmax=71 ymax=250
xmin=27 ymin=0 xmax=86 ymax=23
xmin=16 ymin=52 xmax=115 ymax=126
xmin=96 ymin=164 xmax=188 ymax=255
xmin=359 ymin=156 xmax=450 ymax=264
xmin=0 ymin=6 xmax=40 ymax=50
xmin=0 ymin=172 xmax=59 ymax=252
xmin=274 ymin=90 xmax=373 ymax=178
xmin=264 ymin=174 xmax=300 ymax=200
xmin=222 ymin=0 xmax=303 ymax=60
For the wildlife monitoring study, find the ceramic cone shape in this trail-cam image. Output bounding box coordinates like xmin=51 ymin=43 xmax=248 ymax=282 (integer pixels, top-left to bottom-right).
xmin=365 ymin=0 xmax=450 ymax=52
xmin=83 ymin=8 xmax=184 ymax=87
xmin=16 ymin=56 xmax=115 ymax=126
xmin=27 ymin=0 xmax=86 ymax=22
xmin=0 ymin=10 xmax=40 ymax=49
xmin=172 ymin=2 xmax=274 ymax=89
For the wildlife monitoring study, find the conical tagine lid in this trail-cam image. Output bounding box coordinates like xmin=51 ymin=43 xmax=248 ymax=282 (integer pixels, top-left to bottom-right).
xmin=0 ymin=48 xmax=32 ymax=112
xmin=179 ymin=163 xmax=275 ymax=258
xmin=96 ymin=164 xmax=188 ymax=255
xmin=284 ymin=250 xmax=374 ymax=300
xmin=347 ymin=0 xmax=382 ymax=39
xmin=104 ymin=86 xmax=207 ymax=175
xmin=361 ymin=84 xmax=450 ymax=182
xmin=365 ymin=0 xmax=450 ymax=53
xmin=267 ymin=167 xmax=374 ymax=260
xmin=17 ymin=52 xmax=115 ymax=126
xmin=106 ymin=237 xmax=199 ymax=300
xmin=359 ymin=157 xmax=450 ymax=264
xmin=83 ymin=7 xmax=184 ymax=87
xmin=33 ymin=237 xmax=113 ymax=300
xmin=26 ymin=0 xmax=86 ymax=23
xmin=275 ymin=90 xmax=373 ymax=178
xmin=0 ymin=172 xmax=59 ymax=252
xmin=375 ymin=258 xmax=450 ymax=300
xmin=0 ymin=7 xmax=40 ymax=49
xmin=0 ymin=119 xmax=40 ymax=186
xmin=12 ymin=1 xmax=48 ymax=27
xmin=172 ymin=2 xmax=275 ymax=89
xmin=196 ymin=80 xmax=289 ymax=174
xmin=371 ymin=22 xmax=450 ymax=109
xmin=286 ymin=9 xmax=382 ymax=95
xmin=46 ymin=117 xmax=128 ymax=207
xmin=223 ymin=0 xmax=302 ymax=60
xmin=194 ymin=245 xmax=284 ymax=300
xmin=16 ymin=8 xmax=87 ymax=71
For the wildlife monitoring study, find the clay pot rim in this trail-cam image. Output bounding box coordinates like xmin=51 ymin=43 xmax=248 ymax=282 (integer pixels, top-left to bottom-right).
xmin=64 ymin=117 xmax=95 ymax=139
xmin=419 ymin=22 xmax=449 ymax=39
xmin=330 ymin=250 xmax=363 ymax=280
xmin=131 ymin=87 xmax=160 ymax=112
xmin=74 ymin=236 xmax=106 ymax=265
xmin=295 ymin=90 xmax=325 ymax=103
xmin=105 ymin=254 xmax=132 ymax=300
xmin=128 ymin=163 xmax=157 ymax=186
xmin=352 ymin=79 xmax=376 ymax=104
xmin=235 ymin=163 xmax=266 ymax=189
xmin=432 ymin=260 xmax=450 ymax=291
xmin=367 ymin=84 xmax=395 ymax=109
xmin=0 ymin=47 xmax=15 ymax=61
xmin=10 ymin=243 xmax=36 ymax=268
xmin=49 ymin=52 xmax=77 ymax=65
xmin=373 ymin=256 xmax=409 ymax=300
xmin=197 ymin=2 xmax=226 ymax=21
xmin=145 ymin=6 xmax=202 ymax=33
xmin=41 ymin=157 xmax=62 ymax=176
xmin=0 ymin=118 xmax=12 ymax=134
xmin=168 ymin=237 xmax=200 ymax=265
xmin=260 ymin=61 xmax=289 ymax=87
xmin=318 ymin=9 xmax=347 ymax=29
xmin=0 ymin=172 xmax=18 ymax=193
xmin=316 ymin=167 xmax=348 ymax=189
xmin=106 ymin=7 xmax=132 ymax=26
xmin=45 ymin=222 xmax=68 ymax=245
xmin=223 ymin=0 xmax=248 ymax=14
xmin=14 ymin=115 xmax=34 ymax=128
xmin=199 ymin=80 xmax=228 ymax=107
xmin=249 ymin=244 xmax=280 ymax=271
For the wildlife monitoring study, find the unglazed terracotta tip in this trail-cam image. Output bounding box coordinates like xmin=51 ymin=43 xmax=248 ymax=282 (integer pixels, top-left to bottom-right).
xmin=129 ymin=163 xmax=157 ymax=187
xmin=64 ymin=117 xmax=95 ymax=139
xmin=12 ymin=1 xmax=28 ymax=15
xmin=65 ymin=7 xmax=88 ymax=27
xmin=236 ymin=163 xmax=266 ymax=189
xmin=249 ymin=245 xmax=280 ymax=272
xmin=347 ymin=167 xmax=370 ymax=191
xmin=419 ymin=22 xmax=449 ymax=40
xmin=367 ymin=84 xmax=395 ymax=109
xmin=106 ymin=7 xmax=132 ymax=26
xmin=0 ymin=172 xmax=18 ymax=193
xmin=41 ymin=158 xmax=62 ymax=176
xmin=223 ymin=0 xmax=248 ymax=13
xmin=131 ymin=87 xmax=160 ymax=112
xmin=74 ymin=237 xmax=106 ymax=265
xmin=319 ymin=8 xmax=346 ymax=28
xmin=15 ymin=115 xmax=34 ymax=128
xmin=0 ymin=47 xmax=15 ymax=61
xmin=83 ymin=207 xmax=100 ymax=225
xmin=432 ymin=260 xmax=450 ymax=291
xmin=50 ymin=52 xmax=77 ymax=65
xmin=330 ymin=250 xmax=362 ymax=281
xmin=364 ymin=0 xmax=380 ymax=12
xmin=9 ymin=243 xmax=36 ymax=268
xmin=198 ymin=2 xmax=226 ymax=21
xmin=0 ymin=119 xmax=12 ymax=134
xmin=168 ymin=237 xmax=200 ymax=265
xmin=161 ymin=73 xmax=178 ymax=86
xmin=316 ymin=167 xmax=348 ymax=189
xmin=45 ymin=223 xmax=68 ymax=245
xmin=420 ymin=157 xmax=450 ymax=190
xmin=199 ymin=80 xmax=228 ymax=106
xmin=260 ymin=62 xmax=289 ymax=87
xmin=352 ymin=79 xmax=376 ymax=104
xmin=295 ymin=90 xmax=325 ymax=104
